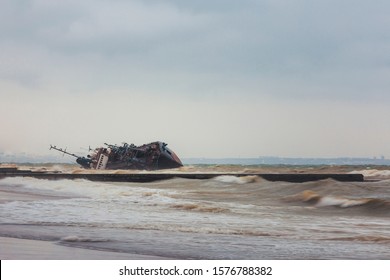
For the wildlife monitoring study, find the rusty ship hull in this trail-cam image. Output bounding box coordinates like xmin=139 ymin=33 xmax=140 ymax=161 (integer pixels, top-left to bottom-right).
xmin=51 ymin=141 xmax=183 ymax=170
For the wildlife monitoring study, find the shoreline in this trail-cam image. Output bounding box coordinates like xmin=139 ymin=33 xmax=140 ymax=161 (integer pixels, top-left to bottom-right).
xmin=0 ymin=187 xmax=168 ymax=260
xmin=0 ymin=237 xmax=170 ymax=260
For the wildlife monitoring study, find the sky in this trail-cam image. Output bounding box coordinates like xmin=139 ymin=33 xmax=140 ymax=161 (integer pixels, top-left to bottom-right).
xmin=1 ymin=0 xmax=390 ymax=159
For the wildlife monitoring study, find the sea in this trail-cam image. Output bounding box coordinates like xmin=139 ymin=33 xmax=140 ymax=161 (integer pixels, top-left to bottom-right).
xmin=0 ymin=164 xmax=389 ymax=259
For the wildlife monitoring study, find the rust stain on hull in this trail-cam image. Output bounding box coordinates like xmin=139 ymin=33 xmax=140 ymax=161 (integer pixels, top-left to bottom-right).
xmin=50 ymin=141 xmax=183 ymax=170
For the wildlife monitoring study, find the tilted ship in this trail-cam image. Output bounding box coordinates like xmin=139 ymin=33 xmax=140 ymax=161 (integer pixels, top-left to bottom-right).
xmin=50 ymin=141 xmax=183 ymax=170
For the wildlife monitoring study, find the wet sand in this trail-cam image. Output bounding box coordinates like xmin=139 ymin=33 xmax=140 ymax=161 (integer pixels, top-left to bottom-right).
xmin=0 ymin=237 xmax=169 ymax=260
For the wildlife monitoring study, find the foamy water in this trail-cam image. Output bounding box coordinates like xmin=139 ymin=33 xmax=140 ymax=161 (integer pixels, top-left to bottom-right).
xmin=1 ymin=165 xmax=389 ymax=259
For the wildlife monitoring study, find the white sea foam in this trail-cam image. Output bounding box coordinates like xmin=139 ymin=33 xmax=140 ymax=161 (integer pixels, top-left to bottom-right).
xmin=213 ymin=175 xmax=258 ymax=184
xmin=350 ymin=169 xmax=390 ymax=178
xmin=315 ymin=196 xmax=368 ymax=208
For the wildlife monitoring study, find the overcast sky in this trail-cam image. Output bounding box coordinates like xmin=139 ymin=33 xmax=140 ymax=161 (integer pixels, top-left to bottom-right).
xmin=1 ymin=0 xmax=390 ymax=159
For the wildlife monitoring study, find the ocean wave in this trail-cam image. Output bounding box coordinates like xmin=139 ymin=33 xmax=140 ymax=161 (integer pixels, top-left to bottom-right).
xmin=213 ymin=175 xmax=259 ymax=184
xmin=60 ymin=235 xmax=109 ymax=242
xmin=350 ymin=169 xmax=390 ymax=178
xmin=122 ymin=224 xmax=283 ymax=237
xmin=324 ymin=235 xmax=390 ymax=243
xmin=170 ymin=202 xmax=229 ymax=213
xmin=283 ymin=190 xmax=390 ymax=213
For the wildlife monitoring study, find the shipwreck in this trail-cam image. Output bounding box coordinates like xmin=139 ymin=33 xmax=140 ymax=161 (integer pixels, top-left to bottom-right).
xmin=50 ymin=141 xmax=183 ymax=170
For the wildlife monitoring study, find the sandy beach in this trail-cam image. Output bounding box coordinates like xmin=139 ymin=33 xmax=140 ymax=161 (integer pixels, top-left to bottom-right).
xmin=0 ymin=237 xmax=168 ymax=260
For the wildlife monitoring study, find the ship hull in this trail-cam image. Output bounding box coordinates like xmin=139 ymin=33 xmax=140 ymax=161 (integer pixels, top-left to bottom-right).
xmin=88 ymin=141 xmax=182 ymax=170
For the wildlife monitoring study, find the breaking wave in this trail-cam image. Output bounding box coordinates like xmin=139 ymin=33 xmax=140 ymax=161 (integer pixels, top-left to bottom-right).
xmin=213 ymin=175 xmax=259 ymax=184
xmin=284 ymin=190 xmax=390 ymax=214
xmin=350 ymin=169 xmax=390 ymax=178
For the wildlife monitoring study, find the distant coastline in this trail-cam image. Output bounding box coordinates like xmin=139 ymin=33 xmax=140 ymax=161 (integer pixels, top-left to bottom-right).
xmin=183 ymin=157 xmax=390 ymax=166
xmin=1 ymin=152 xmax=390 ymax=166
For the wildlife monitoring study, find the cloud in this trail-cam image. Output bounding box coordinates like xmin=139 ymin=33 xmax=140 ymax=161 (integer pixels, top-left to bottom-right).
xmin=1 ymin=0 xmax=389 ymax=100
xmin=1 ymin=0 xmax=390 ymax=157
